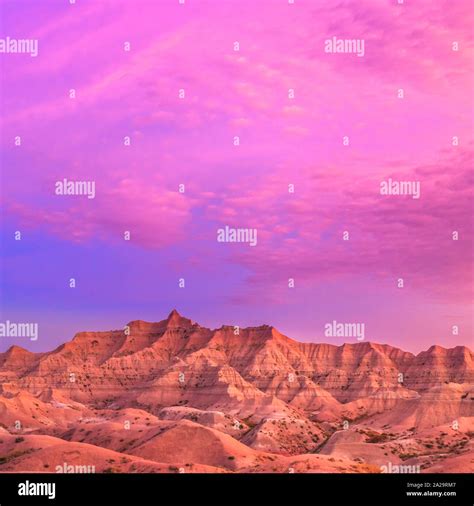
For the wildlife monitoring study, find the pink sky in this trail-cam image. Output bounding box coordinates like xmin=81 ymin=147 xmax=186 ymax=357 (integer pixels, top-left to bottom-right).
xmin=0 ymin=0 xmax=473 ymax=353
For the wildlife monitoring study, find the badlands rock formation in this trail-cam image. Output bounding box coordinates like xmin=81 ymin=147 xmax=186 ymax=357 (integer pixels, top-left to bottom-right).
xmin=0 ymin=310 xmax=472 ymax=473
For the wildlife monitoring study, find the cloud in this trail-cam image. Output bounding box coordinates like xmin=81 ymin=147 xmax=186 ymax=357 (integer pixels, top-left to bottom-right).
xmin=6 ymin=178 xmax=193 ymax=249
xmin=1 ymin=0 xmax=472 ymax=307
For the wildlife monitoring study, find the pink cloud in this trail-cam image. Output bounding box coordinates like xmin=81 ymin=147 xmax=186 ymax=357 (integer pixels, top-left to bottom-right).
xmin=1 ymin=0 xmax=472 ymax=307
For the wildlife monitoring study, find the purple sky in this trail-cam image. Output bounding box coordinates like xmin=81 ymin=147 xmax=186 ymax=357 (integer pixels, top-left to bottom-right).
xmin=0 ymin=0 xmax=473 ymax=353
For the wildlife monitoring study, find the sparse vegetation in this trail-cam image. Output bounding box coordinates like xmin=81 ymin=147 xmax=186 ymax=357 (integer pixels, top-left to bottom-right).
xmin=0 ymin=448 xmax=34 ymax=464
xmin=242 ymin=416 xmax=257 ymax=429
xmin=365 ymin=432 xmax=390 ymax=444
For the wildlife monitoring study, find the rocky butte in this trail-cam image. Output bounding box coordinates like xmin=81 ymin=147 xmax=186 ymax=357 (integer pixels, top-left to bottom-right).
xmin=0 ymin=310 xmax=472 ymax=473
